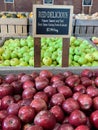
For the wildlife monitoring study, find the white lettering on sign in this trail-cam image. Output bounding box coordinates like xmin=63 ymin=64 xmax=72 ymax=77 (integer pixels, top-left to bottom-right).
xmin=38 ymin=11 xmax=68 ymax=19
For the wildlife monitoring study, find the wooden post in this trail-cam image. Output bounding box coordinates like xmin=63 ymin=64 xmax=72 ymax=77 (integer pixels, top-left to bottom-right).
xmin=34 ymin=38 xmax=41 ymax=67
xmin=62 ymin=38 xmax=69 ymax=67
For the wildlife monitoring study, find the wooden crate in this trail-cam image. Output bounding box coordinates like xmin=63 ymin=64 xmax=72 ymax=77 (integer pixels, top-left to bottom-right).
xmin=74 ymin=19 xmax=98 ymax=37
xmin=28 ymin=18 xmax=33 ymax=36
xmin=0 ymin=18 xmax=28 ymax=37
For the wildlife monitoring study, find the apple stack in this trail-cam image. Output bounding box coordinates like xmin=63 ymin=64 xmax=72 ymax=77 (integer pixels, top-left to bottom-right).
xmin=0 ymin=69 xmax=98 ymax=129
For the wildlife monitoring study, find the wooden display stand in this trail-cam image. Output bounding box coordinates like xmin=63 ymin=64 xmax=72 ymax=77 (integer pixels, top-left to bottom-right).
xmin=33 ymin=2 xmax=73 ymax=67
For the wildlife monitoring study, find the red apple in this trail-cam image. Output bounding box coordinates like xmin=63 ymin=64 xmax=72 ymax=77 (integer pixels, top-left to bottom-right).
xmin=30 ymin=98 xmax=47 ymax=112
xmin=44 ymin=85 xmax=57 ymax=97
xmin=35 ymin=76 xmax=49 ymax=90
xmin=59 ymin=123 xmax=74 ymax=130
xmin=93 ymin=96 xmax=98 ymax=110
xmin=69 ymin=110 xmax=87 ymax=127
xmin=30 ymin=71 xmax=39 ymax=79
xmin=50 ymin=105 xmax=64 ymax=123
xmin=52 ymin=80 xmax=65 ymax=88
xmin=17 ymin=73 xmax=25 ymax=80
xmin=2 ymin=115 xmax=21 ymax=130
xmin=0 ymin=110 xmax=7 ymax=122
xmin=0 ymin=83 xmax=13 ymax=98
xmin=20 ymin=74 xmax=33 ymax=83
xmin=18 ymin=105 xmax=35 ymax=123
xmin=73 ymin=92 xmax=82 ymax=101
xmin=75 ymin=125 xmax=90 ymax=130
xmin=22 ymin=87 xmax=36 ymax=99
xmin=11 ymin=81 xmax=23 ymax=94
xmin=62 ymin=98 xmax=80 ymax=114
xmin=78 ymin=94 xmax=92 ymax=110
xmin=86 ymin=86 xmax=98 ymax=97
xmin=1 ymin=95 xmax=15 ymax=109
xmin=57 ymin=85 xmax=72 ymax=98
xmin=34 ymin=91 xmax=48 ymax=103
xmin=4 ymin=74 xmax=18 ymax=84
xmin=39 ymin=70 xmax=53 ymax=79
xmin=50 ymin=93 xmax=65 ymax=106
xmin=90 ymin=110 xmax=98 ymax=129
xmin=95 ymin=77 xmax=98 ymax=87
xmin=81 ymin=69 xmax=93 ymax=78
xmin=34 ymin=110 xmax=56 ymax=130
xmin=23 ymin=80 xmax=35 ymax=89
xmin=7 ymin=103 xmax=20 ymax=115
xmin=53 ymin=123 xmax=61 ymax=130
xmin=65 ymin=75 xmax=80 ymax=88
xmin=63 ymin=71 xmax=73 ymax=78
xmin=18 ymin=98 xmax=32 ymax=107
xmin=74 ymin=84 xmax=86 ymax=94
xmin=80 ymin=77 xmax=92 ymax=87
xmin=25 ymin=125 xmax=43 ymax=130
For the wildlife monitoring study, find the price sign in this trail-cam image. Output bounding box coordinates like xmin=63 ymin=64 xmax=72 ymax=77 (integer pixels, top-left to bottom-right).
xmin=43 ymin=0 xmax=54 ymax=5
xmin=82 ymin=0 xmax=93 ymax=6
xmin=4 ymin=0 xmax=14 ymax=3
xmin=33 ymin=5 xmax=73 ymax=38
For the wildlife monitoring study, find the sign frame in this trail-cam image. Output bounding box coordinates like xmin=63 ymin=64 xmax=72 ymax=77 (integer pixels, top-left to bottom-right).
xmin=43 ymin=0 xmax=54 ymax=5
xmin=33 ymin=4 xmax=73 ymax=38
xmin=4 ymin=0 xmax=14 ymax=3
xmin=82 ymin=0 xmax=93 ymax=6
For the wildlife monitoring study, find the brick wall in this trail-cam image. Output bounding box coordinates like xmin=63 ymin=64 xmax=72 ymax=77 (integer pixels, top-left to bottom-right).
xmin=0 ymin=0 xmax=98 ymax=14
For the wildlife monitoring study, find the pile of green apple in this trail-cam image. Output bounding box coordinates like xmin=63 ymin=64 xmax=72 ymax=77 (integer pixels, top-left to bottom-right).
xmin=0 ymin=36 xmax=34 ymax=66
xmin=0 ymin=36 xmax=98 ymax=67
xmin=70 ymin=36 xmax=98 ymax=66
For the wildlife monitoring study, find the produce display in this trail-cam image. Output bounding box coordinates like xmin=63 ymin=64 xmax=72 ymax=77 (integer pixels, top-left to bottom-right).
xmin=75 ymin=12 xmax=98 ymax=20
xmin=0 ymin=69 xmax=98 ymax=129
xmin=0 ymin=36 xmax=98 ymax=66
xmin=0 ymin=12 xmax=27 ymax=18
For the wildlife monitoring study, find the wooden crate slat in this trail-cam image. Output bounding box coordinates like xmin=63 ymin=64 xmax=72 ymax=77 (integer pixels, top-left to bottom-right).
xmin=0 ymin=25 xmax=7 ymax=36
xmin=16 ymin=25 xmax=22 ymax=35
xmin=79 ymin=26 xmax=86 ymax=35
xmin=0 ymin=18 xmax=27 ymax=25
xmin=22 ymin=25 xmax=27 ymax=35
xmin=94 ymin=27 xmax=98 ymax=36
xmin=76 ymin=19 xmax=98 ymax=26
xmin=8 ymin=25 xmax=15 ymax=34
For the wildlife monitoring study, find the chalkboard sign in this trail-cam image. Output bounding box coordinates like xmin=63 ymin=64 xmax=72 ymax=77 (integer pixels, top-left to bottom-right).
xmin=33 ymin=5 xmax=73 ymax=38
xmin=43 ymin=0 xmax=54 ymax=5
xmin=4 ymin=0 xmax=14 ymax=3
xmin=82 ymin=0 xmax=93 ymax=6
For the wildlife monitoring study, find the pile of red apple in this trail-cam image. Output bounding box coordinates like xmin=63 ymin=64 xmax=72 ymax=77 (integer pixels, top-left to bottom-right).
xmin=0 ymin=69 xmax=98 ymax=130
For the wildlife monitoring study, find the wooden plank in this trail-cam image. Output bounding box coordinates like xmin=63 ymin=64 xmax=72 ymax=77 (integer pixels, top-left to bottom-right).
xmin=22 ymin=25 xmax=27 ymax=35
xmin=79 ymin=26 xmax=86 ymax=35
xmin=62 ymin=38 xmax=69 ymax=67
xmin=8 ymin=25 xmax=15 ymax=34
xmin=94 ymin=27 xmax=98 ymax=36
xmin=16 ymin=25 xmax=22 ymax=35
xmin=76 ymin=19 xmax=98 ymax=26
xmin=75 ymin=26 xmax=80 ymax=36
xmin=0 ymin=25 xmax=7 ymax=36
xmin=0 ymin=18 xmax=27 ymax=25
xmin=87 ymin=26 xmax=94 ymax=36
xmin=34 ymin=38 xmax=41 ymax=67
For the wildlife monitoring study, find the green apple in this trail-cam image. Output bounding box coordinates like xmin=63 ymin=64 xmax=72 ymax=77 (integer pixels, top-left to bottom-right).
xmin=29 ymin=58 xmax=34 ymax=66
xmin=19 ymin=61 xmax=28 ymax=66
xmin=0 ymin=47 xmax=4 ymax=54
xmin=11 ymin=51 xmax=18 ymax=58
xmin=2 ymin=51 xmax=11 ymax=60
xmin=20 ymin=39 xmax=27 ymax=47
xmin=92 ymin=51 xmax=98 ymax=60
xmin=43 ymin=57 xmax=52 ymax=66
xmin=78 ymin=56 xmax=87 ymax=65
xmin=85 ymin=53 xmax=94 ymax=62
xmin=10 ymin=58 xmax=20 ymax=66
xmin=3 ymin=60 xmax=10 ymax=66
